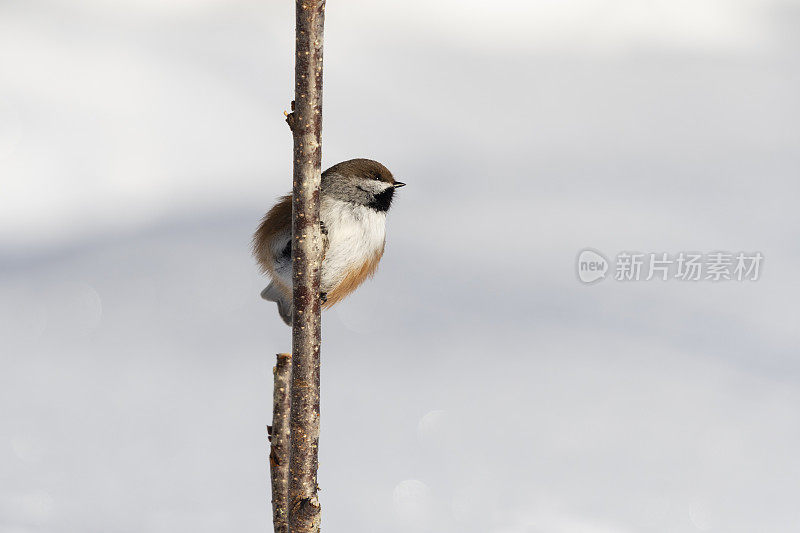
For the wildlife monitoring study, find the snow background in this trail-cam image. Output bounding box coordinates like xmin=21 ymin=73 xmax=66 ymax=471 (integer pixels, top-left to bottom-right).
xmin=1 ymin=1 xmax=800 ymax=532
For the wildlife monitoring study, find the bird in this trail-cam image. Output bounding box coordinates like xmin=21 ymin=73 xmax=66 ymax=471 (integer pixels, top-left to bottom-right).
xmin=252 ymin=158 xmax=405 ymax=325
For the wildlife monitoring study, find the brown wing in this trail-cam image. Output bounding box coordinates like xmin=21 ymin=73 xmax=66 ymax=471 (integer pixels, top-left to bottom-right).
xmin=252 ymin=194 xmax=292 ymax=277
xmin=323 ymin=244 xmax=385 ymax=308
xmin=253 ymin=194 xmax=330 ymax=298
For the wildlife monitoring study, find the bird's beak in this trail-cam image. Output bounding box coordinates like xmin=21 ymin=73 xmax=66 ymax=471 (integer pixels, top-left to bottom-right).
xmin=393 ymin=182 xmax=406 ymax=188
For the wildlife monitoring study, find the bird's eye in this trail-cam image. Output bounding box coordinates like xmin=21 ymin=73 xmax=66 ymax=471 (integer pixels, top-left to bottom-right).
xmin=373 ymin=175 xmax=381 ymax=181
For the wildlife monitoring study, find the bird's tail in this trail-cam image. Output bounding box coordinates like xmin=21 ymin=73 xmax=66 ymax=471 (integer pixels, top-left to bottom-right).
xmin=260 ymin=282 xmax=293 ymax=326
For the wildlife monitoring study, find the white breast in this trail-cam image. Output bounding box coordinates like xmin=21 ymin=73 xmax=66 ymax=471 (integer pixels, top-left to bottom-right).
xmin=320 ymin=197 xmax=386 ymax=292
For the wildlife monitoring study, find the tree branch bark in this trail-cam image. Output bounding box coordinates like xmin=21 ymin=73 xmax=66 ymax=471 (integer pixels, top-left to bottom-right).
xmin=269 ymin=353 xmax=291 ymax=533
xmin=286 ymin=1 xmax=325 ymax=532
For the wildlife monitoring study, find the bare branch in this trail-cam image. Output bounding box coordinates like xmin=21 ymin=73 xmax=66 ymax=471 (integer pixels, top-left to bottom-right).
xmin=287 ymin=1 xmax=325 ymax=532
xmin=270 ymin=353 xmax=291 ymax=533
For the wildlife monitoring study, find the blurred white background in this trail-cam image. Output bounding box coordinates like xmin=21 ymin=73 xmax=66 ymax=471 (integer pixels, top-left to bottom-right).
xmin=2 ymin=1 xmax=800 ymax=532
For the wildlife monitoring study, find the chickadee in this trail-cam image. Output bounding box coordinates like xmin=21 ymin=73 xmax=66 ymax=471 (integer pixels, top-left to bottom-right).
xmin=252 ymin=158 xmax=405 ymax=325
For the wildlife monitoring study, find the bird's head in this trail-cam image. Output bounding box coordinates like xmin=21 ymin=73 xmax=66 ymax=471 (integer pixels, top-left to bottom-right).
xmin=321 ymin=158 xmax=405 ymax=212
